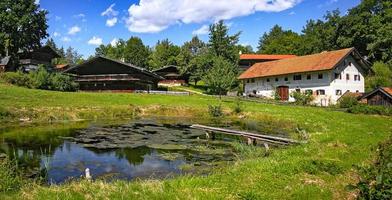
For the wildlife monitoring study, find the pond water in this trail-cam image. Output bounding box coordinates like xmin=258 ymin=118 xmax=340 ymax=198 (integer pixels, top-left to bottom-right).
xmin=0 ymin=118 xmax=290 ymax=184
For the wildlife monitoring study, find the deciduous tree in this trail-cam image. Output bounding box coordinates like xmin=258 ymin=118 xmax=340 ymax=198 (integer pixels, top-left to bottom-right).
xmin=0 ymin=0 xmax=48 ymax=61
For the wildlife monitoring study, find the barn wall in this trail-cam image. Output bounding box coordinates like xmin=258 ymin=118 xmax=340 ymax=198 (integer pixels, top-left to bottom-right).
xmin=366 ymin=92 xmax=392 ymax=106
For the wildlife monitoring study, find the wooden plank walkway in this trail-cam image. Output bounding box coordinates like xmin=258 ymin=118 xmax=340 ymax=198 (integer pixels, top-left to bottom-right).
xmin=190 ymin=124 xmax=302 ymax=145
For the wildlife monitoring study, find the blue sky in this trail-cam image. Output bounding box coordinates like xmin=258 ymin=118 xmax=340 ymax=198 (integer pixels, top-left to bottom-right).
xmin=38 ymin=0 xmax=361 ymax=58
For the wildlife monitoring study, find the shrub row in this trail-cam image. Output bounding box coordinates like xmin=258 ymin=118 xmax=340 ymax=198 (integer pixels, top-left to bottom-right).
xmin=0 ymin=66 xmax=78 ymax=92
xmin=347 ymin=104 xmax=392 ymax=116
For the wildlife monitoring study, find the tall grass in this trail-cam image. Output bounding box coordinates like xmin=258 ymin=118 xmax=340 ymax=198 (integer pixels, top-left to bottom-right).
xmin=0 ymin=158 xmax=25 ymax=193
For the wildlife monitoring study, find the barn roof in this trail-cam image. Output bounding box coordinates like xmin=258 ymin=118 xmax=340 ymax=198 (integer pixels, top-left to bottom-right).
xmin=361 ymin=87 xmax=392 ymax=100
xmin=64 ymin=56 xmax=163 ymax=80
xmin=240 ymin=54 xmax=296 ymax=60
xmin=152 ymin=65 xmax=179 ymax=72
xmin=0 ymin=56 xmax=11 ymax=66
xmin=239 ymin=48 xmax=369 ymax=79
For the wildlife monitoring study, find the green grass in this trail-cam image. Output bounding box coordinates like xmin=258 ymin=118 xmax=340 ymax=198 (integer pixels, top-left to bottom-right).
xmin=0 ymin=83 xmax=391 ymax=199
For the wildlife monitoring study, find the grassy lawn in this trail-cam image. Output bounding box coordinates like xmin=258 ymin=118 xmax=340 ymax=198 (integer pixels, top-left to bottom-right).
xmin=0 ymin=83 xmax=391 ymax=199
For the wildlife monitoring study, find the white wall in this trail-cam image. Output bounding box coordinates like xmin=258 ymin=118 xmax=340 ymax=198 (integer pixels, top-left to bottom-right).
xmin=329 ymin=56 xmax=365 ymax=103
xmin=243 ymin=55 xmax=365 ymax=106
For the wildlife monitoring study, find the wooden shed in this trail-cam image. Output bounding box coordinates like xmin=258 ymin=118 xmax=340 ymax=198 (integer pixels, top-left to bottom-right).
xmin=64 ymin=56 xmax=163 ymax=92
xmin=153 ymin=65 xmax=189 ymax=86
xmin=360 ymin=87 xmax=392 ymax=107
xmin=18 ymin=45 xmax=60 ymax=72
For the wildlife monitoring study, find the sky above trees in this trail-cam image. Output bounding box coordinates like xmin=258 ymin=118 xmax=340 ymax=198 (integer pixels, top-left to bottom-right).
xmin=37 ymin=0 xmax=360 ymax=57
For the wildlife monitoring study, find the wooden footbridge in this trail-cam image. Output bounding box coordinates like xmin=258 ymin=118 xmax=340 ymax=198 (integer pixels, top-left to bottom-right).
xmin=190 ymin=124 xmax=302 ymax=149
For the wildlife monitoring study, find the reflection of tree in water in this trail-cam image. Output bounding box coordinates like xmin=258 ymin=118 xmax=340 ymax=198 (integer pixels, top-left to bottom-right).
xmin=115 ymin=147 xmax=153 ymax=166
xmin=0 ymin=127 xmax=77 ymax=172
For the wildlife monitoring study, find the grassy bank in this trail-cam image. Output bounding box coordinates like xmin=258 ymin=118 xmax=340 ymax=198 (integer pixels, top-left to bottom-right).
xmin=0 ymin=83 xmax=391 ymax=199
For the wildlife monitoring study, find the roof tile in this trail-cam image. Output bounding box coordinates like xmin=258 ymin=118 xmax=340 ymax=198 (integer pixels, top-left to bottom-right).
xmin=239 ymin=48 xmax=354 ymax=79
xmin=240 ymin=54 xmax=296 ymax=60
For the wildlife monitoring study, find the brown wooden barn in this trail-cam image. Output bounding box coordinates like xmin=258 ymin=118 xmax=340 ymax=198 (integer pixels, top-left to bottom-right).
xmin=64 ymin=56 xmax=163 ymax=92
xmin=152 ymin=65 xmax=189 ymax=86
xmin=18 ymin=45 xmax=61 ymax=72
xmin=360 ymin=87 xmax=392 ymax=107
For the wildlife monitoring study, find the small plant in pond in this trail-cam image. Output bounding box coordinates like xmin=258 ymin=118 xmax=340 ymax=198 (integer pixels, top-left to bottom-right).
xmin=208 ymin=104 xmax=223 ymax=117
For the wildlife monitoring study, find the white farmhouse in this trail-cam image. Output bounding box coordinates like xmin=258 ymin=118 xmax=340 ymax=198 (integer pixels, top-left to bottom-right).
xmin=239 ymin=48 xmax=370 ymax=106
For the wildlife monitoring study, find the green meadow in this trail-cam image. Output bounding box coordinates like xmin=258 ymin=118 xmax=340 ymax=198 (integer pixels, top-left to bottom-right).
xmin=0 ymin=83 xmax=391 ymax=199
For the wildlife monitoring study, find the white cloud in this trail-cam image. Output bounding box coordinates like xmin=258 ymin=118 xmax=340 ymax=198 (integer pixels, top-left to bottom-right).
xmin=35 ymin=0 xmax=40 ymax=4
xmin=74 ymin=13 xmax=86 ymax=18
xmin=110 ymin=38 xmax=119 ymax=46
xmin=126 ymin=0 xmax=302 ymax=33
xmin=289 ymin=11 xmax=295 ymax=15
xmin=68 ymin=26 xmax=81 ymax=35
xmin=53 ymin=32 xmax=60 ymax=37
xmin=192 ymin=25 xmax=209 ymax=35
xmin=106 ymin=17 xmax=118 ymax=27
xmin=55 ymin=16 xmax=62 ymax=21
xmin=61 ymin=37 xmax=71 ymax=42
xmin=88 ymin=36 xmax=103 ymax=46
xmin=102 ymin=4 xmax=119 ymax=17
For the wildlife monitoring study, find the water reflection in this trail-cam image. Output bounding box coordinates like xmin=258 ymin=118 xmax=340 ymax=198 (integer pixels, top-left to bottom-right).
xmin=0 ymin=121 xmax=235 ymax=184
xmin=0 ymin=118 xmax=288 ymax=184
xmin=43 ymin=142 xmax=184 ymax=183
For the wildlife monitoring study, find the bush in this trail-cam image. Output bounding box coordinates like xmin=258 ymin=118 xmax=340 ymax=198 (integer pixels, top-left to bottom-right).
xmin=232 ymin=98 xmax=243 ymax=114
xmin=290 ymin=91 xmax=314 ymax=105
xmin=338 ymin=95 xmax=359 ymax=108
xmin=28 ymin=66 xmax=52 ymax=89
xmin=50 ymin=73 xmax=79 ymax=91
xmin=1 ymin=71 xmax=32 ymax=87
xmin=208 ymin=104 xmax=223 ymax=117
xmin=357 ymin=137 xmax=392 ymax=199
xmin=0 ymin=66 xmax=78 ymax=92
xmin=347 ymin=104 xmax=392 ymax=116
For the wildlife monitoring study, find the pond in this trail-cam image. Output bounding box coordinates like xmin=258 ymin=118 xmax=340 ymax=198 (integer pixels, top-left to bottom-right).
xmin=0 ymin=118 xmax=290 ymax=184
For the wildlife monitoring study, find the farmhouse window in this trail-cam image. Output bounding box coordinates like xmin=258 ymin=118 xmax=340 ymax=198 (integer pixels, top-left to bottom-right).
xmin=293 ymin=75 xmax=302 ymax=80
xmin=346 ymin=74 xmax=350 ymax=80
xmin=335 ymin=73 xmax=342 ymax=80
xmin=275 ymin=78 xmax=279 ymax=82
xmin=316 ymin=90 xmax=325 ymax=95
xmin=354 ymin=75 xmax=360 ymax=81
xmin=318 ymin=74 xmax=323 ymax=79
xmin=266 ymin=78 xmax=270 ymax=82
xmin=307 ymin=74 xmax=311 ymax=80
xmin=336 ymin=90 xmax=342 ymax=95
xmin=251 ymin=79 xmax=255 ymax=83
xmin=284 ymin=77 xmax=288 ymax=81
xmin=305 ymin=90 xmax=313 ymax=95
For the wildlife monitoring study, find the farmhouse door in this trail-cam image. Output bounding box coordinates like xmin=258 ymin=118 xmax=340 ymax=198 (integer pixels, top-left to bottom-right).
xmin=277 ymin=86 xmax=289 ymax=101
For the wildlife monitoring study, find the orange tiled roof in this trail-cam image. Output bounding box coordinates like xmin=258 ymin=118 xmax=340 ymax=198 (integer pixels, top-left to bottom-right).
xmin=240 ymin=54 xmax=296 ymax=60
xmin=239 ymin=48 xmax=355 ymax=79
xmin=56 ymin=64 xmax=69 ymax=69
xmin=382 ymin=87 xmax=392 ymax=96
